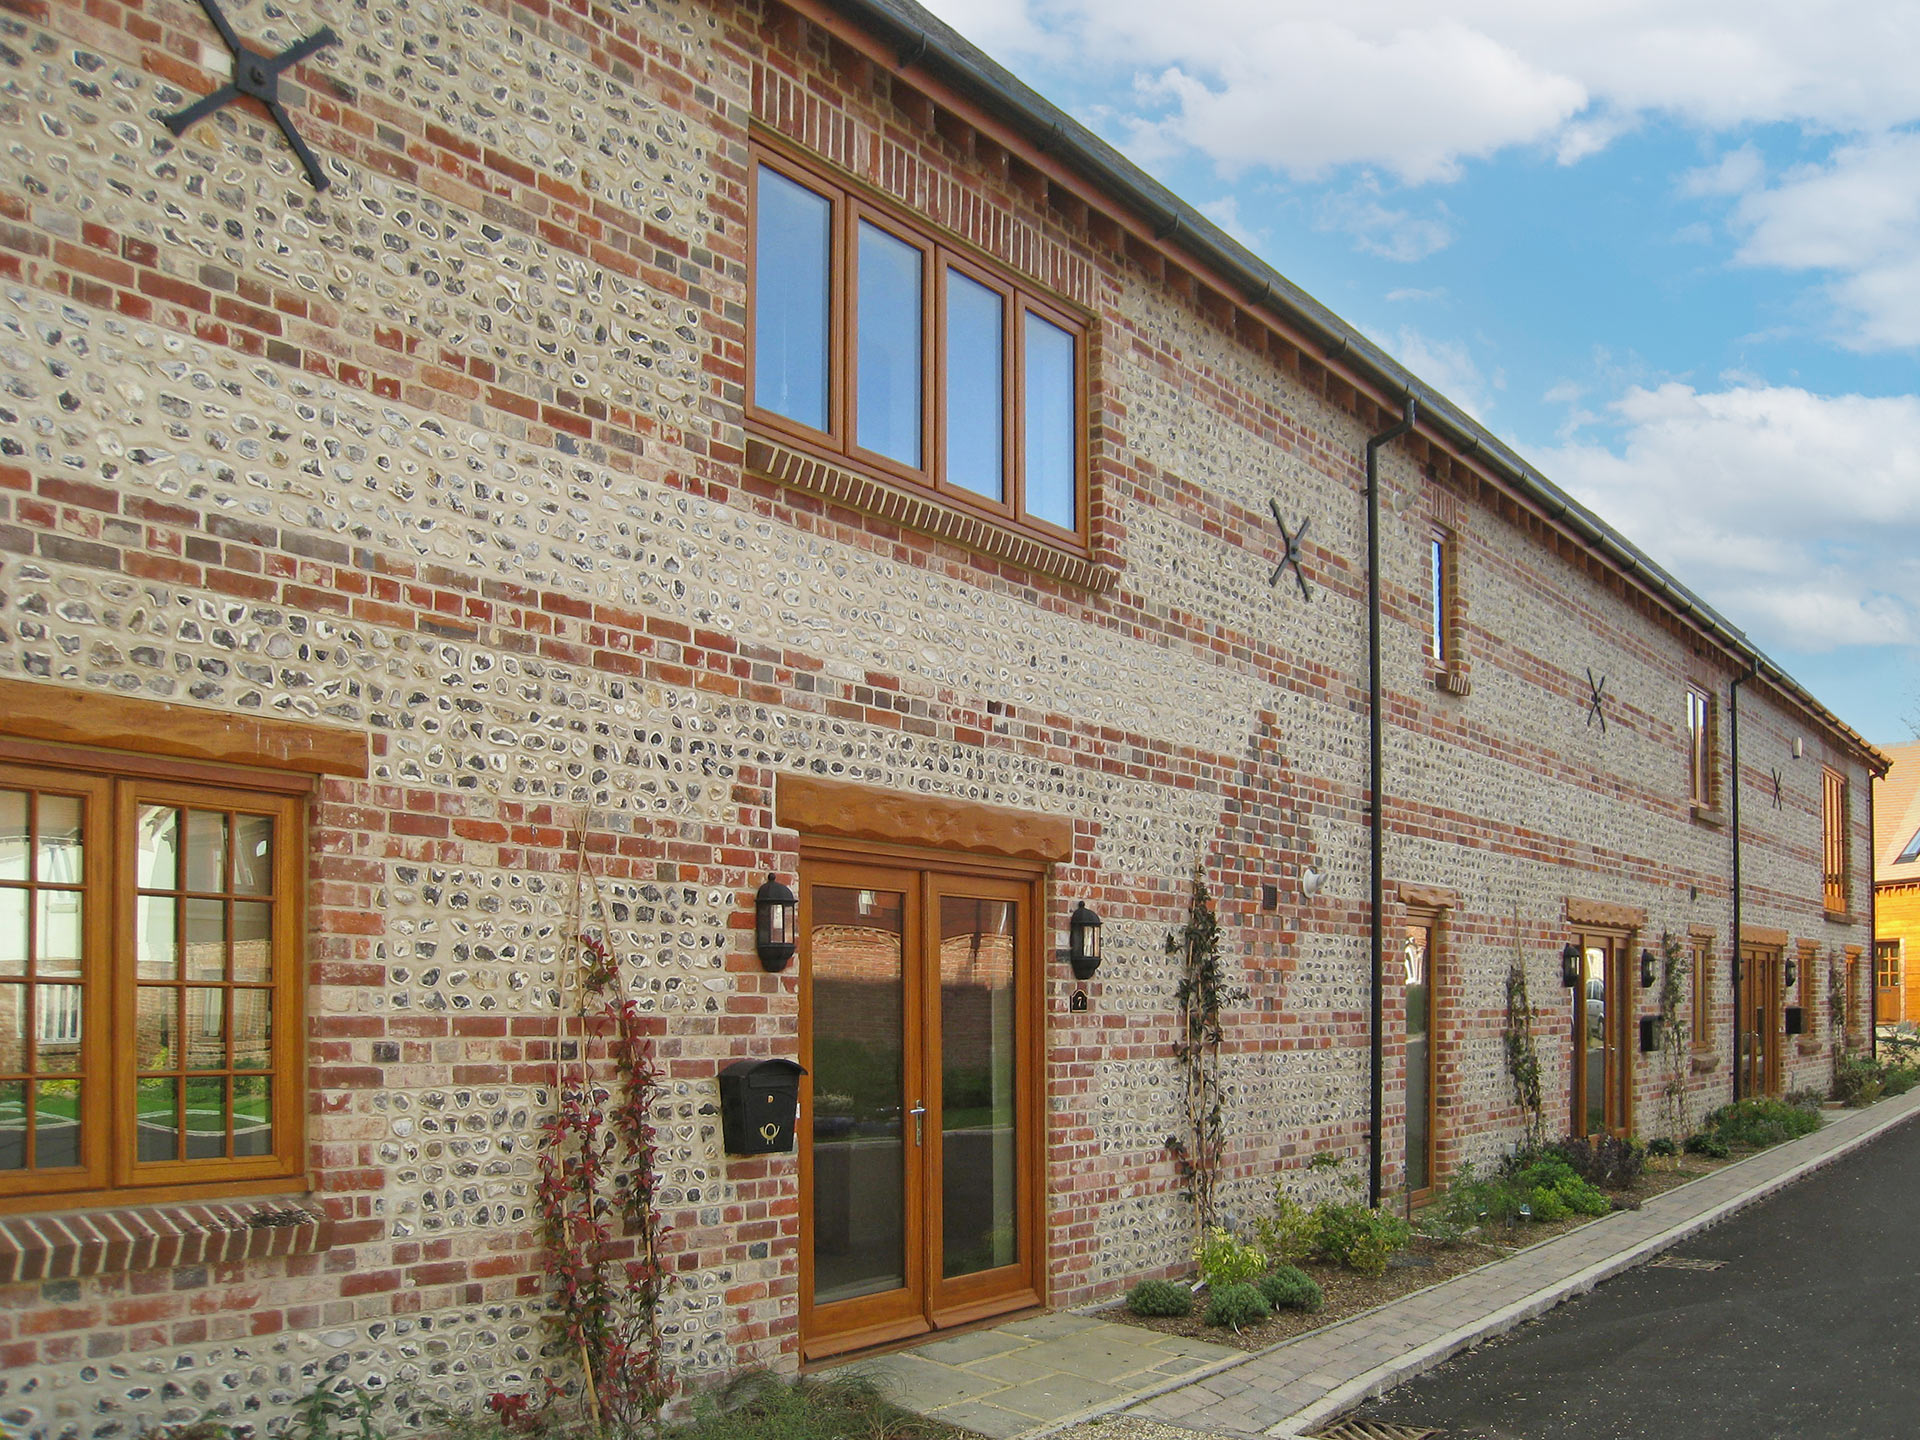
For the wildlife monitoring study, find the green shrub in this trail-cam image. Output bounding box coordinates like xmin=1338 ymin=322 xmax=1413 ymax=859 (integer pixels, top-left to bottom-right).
xmin=1204 ymin=1281 xmax=1271 ymax=1330
xmin=1126 ymin=1278 xmax=1193 ymax=1317
xmin=1194 ymin=1226 xmax=1268 ymax=1289
xmin=1431 ymin=1161 xmax=1524 ymax=1228
xmin=1684 ymin=1132 xmax=1730 ymax=1158
xmin=1257 ymin=1265 xmax=1323 ymax=1312
xmin=1885 ymin=1064 xmax=1920 ymax=1097
xmin=1646 ymin=1137 xmax=1678 ymax=1158
xmin=1253 ymin=1188 xmax=1320 ymax=1264
xmin=1833 ymin=1059 xmax=1886 ymax=1107
xmin=1526 ymin=1185 xmax=1569 ymax=1222
xmin=1314 ymin=1202 xmax=1411 ymax=1276
xmin=669 ymin=1371 xmax=963 ymax=1440
xmin=1547 ymin=1134 xmax=1644 ymax=1190
xmin=1701 ymin=1097 xmax=1823 ymax=1147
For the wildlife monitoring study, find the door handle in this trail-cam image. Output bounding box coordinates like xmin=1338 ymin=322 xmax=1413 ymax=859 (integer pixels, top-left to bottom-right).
xmin=909 ymin=1103 xmax=926 ymax=1146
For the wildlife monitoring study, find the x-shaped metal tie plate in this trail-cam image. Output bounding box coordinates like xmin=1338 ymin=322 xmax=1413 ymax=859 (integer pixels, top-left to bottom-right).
xmin=1268 ymin=499 xmax=1313 ymax=603
xmin=1585 ymin=668 xmax=1608 ymax=732
xmin=161 ymin=0 xmax=338 ymax=191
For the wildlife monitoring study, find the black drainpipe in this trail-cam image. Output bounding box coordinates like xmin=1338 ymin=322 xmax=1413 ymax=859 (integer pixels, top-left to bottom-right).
xmin=1870 ymin=778 xmax=1878 ymax=1061
xmin=1729 ymin=661 xmax=1758 ymax=1100
xmin=1366 ymin=395 xmax=1417 ymax=1208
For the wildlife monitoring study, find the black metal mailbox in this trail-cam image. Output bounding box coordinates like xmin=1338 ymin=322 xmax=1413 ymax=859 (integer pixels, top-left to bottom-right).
xmin=1639 ymin=1014 xmax=1661 ymax=1053
xmin=1784 ymin=1006 xmax=1806 ymax=1036
xmin=718 ymin=1057 xmax=806 ymax=1156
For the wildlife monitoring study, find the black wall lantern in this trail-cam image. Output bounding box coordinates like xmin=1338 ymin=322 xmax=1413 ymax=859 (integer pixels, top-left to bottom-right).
xmin=1784 ymin=956 xmax=1798 ymax=990
xmin=1067 ymin=902 xmax=1104 ymax=981
xmin=1640 ymin=949 xmax=1658 ymax=988
xmin=1561 ymin=943 xmax=1582 ymax=988
xmin=755 ymin=874 xmax=798 ymax=972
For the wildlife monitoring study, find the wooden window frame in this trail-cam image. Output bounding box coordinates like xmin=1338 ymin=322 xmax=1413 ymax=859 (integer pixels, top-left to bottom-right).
xmin=1686 ymin=684 xmax=1720 ymax=817
xmin=1690 ymin=933 xmax=1715 ymax=1051
xmin=1401 ymin=906 xmax=1443 ymax=1203
xmin=747 ymin=138 xmax=1091 ymax=554
xmin=1822 ymin=767 xmax=1850 ymax=915
xmin=0 ymin=740 xmax=309 ymax=1215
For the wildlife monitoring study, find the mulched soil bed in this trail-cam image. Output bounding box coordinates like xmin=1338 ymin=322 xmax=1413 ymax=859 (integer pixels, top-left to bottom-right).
xmin=1101 ymin=1152 xmax=1734 ymax=1353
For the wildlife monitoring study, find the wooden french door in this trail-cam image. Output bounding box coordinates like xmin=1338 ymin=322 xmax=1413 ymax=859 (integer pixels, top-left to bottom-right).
xmin=798 ymin=848 xmax=1043 ymax=1359
xmin=1738 ymin=946 xmax=1783 ymax=1098
xmin=1571 ymin=932 xmax=1632 ymax=1138
xmin=1402 ymin=919 xmax=1438 ymax=1198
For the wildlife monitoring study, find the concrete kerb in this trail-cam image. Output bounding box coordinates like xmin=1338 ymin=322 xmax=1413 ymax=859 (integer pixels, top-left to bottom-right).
xmin=1266 ymin=1090 xmax=1920 ymax=1439
xmin=1016 ymin=1089 xmax=1920 ymax=1440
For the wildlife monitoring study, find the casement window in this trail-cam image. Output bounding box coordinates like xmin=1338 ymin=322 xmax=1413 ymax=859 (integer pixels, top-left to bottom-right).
xmin=1690 ymin=935 xmax=1714 ymax=1049
xmin=1897 ymin=828 xmax=1920 ymax=866
xmin=1427 ymin=529 xmax=1451 ymax=666
xmin=749 ymin=147 xmax=1087 ymax=543
xmin=0 ymin=759 xmax=304 ymax=1208
xmin=1878 ymin=940 xmax=1902 ymax=993
xmin=1686 ymin=686 xmax=1718 ymax=812
xmin=1822 ymin=767 xmax=1850 ymax=914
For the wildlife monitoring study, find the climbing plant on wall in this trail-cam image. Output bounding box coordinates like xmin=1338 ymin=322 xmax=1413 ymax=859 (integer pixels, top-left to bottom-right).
xmin=1165 ymin=867 xmax=1246 ymax=1234
xmin=534 ymin=831 xmax=674 ymax=1437
xmin=1504 ymin=910 xmax=1545 ymax=1148
xmin=1658 ymin=932 xmax=1689 ymax=1140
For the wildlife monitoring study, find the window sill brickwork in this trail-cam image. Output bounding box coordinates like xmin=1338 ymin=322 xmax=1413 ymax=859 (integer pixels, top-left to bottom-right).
xmin=0 ymin=1198 xmax=332 ymax=1284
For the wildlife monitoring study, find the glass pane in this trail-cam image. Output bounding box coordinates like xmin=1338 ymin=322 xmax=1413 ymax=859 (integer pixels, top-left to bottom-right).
xmin=0 ymin=791 xmax=25 ymax=881
xmin=856 ymin=221 xmax=922 ymax=466
xmin=137 ymin=1075 xmax=178 ymax=1161
xmin=945 ymin=272 xmax=1004 ymax=501
xmin=0 ymin=985 xmax=20 ymax=1071
xmin=186 ymin=899 xmax=225 ymax=981
xmin=138 ymin=895 xmax=178 ymax=980
xmin=233 ymin=990 xmax=270 ymax=1070
xmin=0 ymin=1079 xmax=23 ymax=1170
xmin=184 ymin=1075 xmax=225 ymax=1159
xmin=232 ymin=901 xmax=271 ymax=983
xmin=185 ymin=987 xmax=226 ymax=1069
xmin=137 ymin=805 xmax=180 ymax=890
xmin=37 ymin=795 xmax=82 ymax=883
xmin=1404 ymin=925 xmax=1431 ymax=1193
xmin=233 ymin=1074 xmax=271 ymax=1156
xmin=35 ymin=890 xmax=82 ymax=976
xmin=1430 ymin=536 xmax=1448 ymax=662
xmin=1584 ymin=947 xmax=1608 ymax=1136
xmin=36 ymin=983 xmax=83 ymax=1069
xmin=753 ymin=165 xmax=832 ymax=431
xmin=185 ymin=811 xmax=228 ymax=893
xmin=0 ymin=890 xmax=24 ymax=977
xmin=137 ymin=986 xmax=176 ymax=1071
xmin=1022 ymin=311 xmax=1076 ymax=529
xmin=810 ymin=884 xmax=906 ymax=1307
xmin=33 ymin=1079 xmax=79 ymax=1168
xmin=232 ymin=814 xmax=273 ymax=894
xmin=940 ymin=895 xmax=1018 ymax=1278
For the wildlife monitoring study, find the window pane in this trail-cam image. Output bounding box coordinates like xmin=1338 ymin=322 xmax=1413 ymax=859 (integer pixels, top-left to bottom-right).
xmin=233 ymin=991 xmax=270 ymax=1070
xmin=138 ymin=1075 xmax=178 ymax=1161
xmin=940 ymin=895 xmax=1018 ymax=1279
xmin=0 ymin=1080 xmax=23 ymax=1170
xmin=0 ymin=791 xmax=25 ymax=881
xmin=35 ymin=891 xmax=82 ymax=977
xmin=1430 ymin=536 xmax=1447 ymax=662
xmin=138 ymin=805 xmax=179 ymax=889
xmin=0 ymin=891 xmax=24 ymax=977
xmin=186 ymin=899 xmax=225 ymax=982
xmin=186 ymin=987 xmax=226 ymax=1069
xmin=36 ymin=984 xmax=83 ymax=1067
xmin=185 ymin=811 xmax=227 ymax=893
xmin=234 ymin=1075 xmax=271 ymax=1156
xmin=753 ymin=165 xmax=833 ymax=431
xmin=0 ymin=985 xmax=20 ymax=1070
xmin=856 ymin=223 xmax=923 ymax=466
xmin=137 ymin=987 xmax=176 ymax=1072
xmin=138 ymin=895 xmax=178 ymax=980
xmin=945 ymin=270 xmax=1004 ymax=501
xmin=33 ymin=1079 xmax=79 ymax=1168
xmin=1022 ymin=311 xmax=1076 ymax=529
xmin=233 ymin=902 xmax=271 ymax=982
xmin=233 ymin=814 xmax=273 ymax=895
xmin=185 ymin=1075 xmax=225 ymax=1159
xmin=37 ymin=795 xmax=81 ymax=883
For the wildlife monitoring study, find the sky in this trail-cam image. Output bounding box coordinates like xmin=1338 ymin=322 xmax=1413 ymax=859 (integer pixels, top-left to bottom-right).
xmin=918 ymin=0 xmax=1920 ymax=749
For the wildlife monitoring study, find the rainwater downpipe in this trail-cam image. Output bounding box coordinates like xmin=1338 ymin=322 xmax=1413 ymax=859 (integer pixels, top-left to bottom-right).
xmin=1366 ymin=394 xmax=1417 ymax=1208
xmin=1729 ymin=661 xmax=1758 ymax=1101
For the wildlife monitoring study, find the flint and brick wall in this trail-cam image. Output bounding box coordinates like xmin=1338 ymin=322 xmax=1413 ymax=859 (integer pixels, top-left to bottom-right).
xmin=0 ymin=0 xmax=1879 ymax=1434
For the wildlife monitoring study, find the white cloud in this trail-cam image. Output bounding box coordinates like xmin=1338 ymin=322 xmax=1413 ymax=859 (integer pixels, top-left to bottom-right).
xmin=1392 ymin=328 xmax=1500 ymax=422
xmin=1197 ymin=194 xmax=1266 ymax=248
xmin=1540 ymin=382 xmax=1920 ymax=651
xmin=1386 ymin=287 xmax=1446 ymax=303
xmin=1680 ymin=144 xmax=1765 ymax=197
xmin=921 ymin=0 xmax=1920 ymax=185
xmin=1318 ymin=185 xmax=1453 ymax=262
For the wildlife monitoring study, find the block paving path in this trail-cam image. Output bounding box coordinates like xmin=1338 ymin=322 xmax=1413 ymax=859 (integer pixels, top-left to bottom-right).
xmin=847 ymin=1087 xmax=1920 ymax=1440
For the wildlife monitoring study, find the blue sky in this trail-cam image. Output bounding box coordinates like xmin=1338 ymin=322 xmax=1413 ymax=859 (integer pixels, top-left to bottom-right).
xmin=921 ymin=0 xmax=1920 ymax=748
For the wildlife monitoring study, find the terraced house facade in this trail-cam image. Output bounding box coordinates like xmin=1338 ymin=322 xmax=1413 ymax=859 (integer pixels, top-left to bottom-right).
xmin=0 ymin=0 xmax=1886 ymax=1428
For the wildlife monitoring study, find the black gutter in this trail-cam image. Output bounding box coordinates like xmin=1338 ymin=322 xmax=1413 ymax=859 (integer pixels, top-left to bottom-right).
xmin=1729 ymin=663 xmax=1757 ymax=1100
xmin=821 ymin=0 xmax=1888 ymax=779
xmin=1870 ymin=780 xmax=1878 ymax=1061
xmin=1366 ymin=395 xmax=1417 ymax=1208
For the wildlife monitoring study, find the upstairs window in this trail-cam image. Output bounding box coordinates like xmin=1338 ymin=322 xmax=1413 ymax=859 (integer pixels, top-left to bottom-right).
xmin=1690 ymin=935 xmax=1713 ymax=1049
xmin=1822 ymin=767 xmax=1850 ymax=914
xmin=749 ymin=148 xmax=1086 ymax=542
xmin=1897 ymin=828 xmax=1920 ymax=866
xmin=1686 ymin=686 xmax=1718 ymax=810
xmin=1428 ymin=529 xmax=1450 ymax=666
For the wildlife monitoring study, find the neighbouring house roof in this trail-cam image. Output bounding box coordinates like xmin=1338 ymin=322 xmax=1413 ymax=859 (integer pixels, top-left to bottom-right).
xmin=1877 ymin=742 xmax=1920 ymax=885
xmin=817 ymin=0 xmax=1890 ymax=777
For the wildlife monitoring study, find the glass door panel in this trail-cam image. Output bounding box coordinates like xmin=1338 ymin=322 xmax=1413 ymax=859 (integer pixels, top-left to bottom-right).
xmin=938 ymin=894 xmax=1018 ymax=1279
xmin=808 ymin=884 xmax=908 ymax=1306
xmin=1583 ymin=943 xmax=1609 ymax=1137
xmin=1403 ymin=923 xmax=1431 ymax=1195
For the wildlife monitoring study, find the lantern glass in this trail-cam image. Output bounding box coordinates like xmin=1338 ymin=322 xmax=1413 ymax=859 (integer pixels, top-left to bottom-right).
xmin=754 ymin=875 xmax=798 ymax=972
xmin=1067 ymin=902 xmax=1103 ymax=980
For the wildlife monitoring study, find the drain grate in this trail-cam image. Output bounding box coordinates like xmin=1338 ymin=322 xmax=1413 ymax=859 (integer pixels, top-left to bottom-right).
xmin=1648 ymin=1255 xmax=1728 ymax=1271
xmin=1306 ymin=1423 xmax=1442 ymax=1440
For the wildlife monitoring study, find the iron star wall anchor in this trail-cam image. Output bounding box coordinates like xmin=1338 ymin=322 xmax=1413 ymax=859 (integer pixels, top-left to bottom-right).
xmin=1268 ymin=499 xmax=1314 ymax=603
xmin=160 ymin=0 xmax=339 ymax=191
